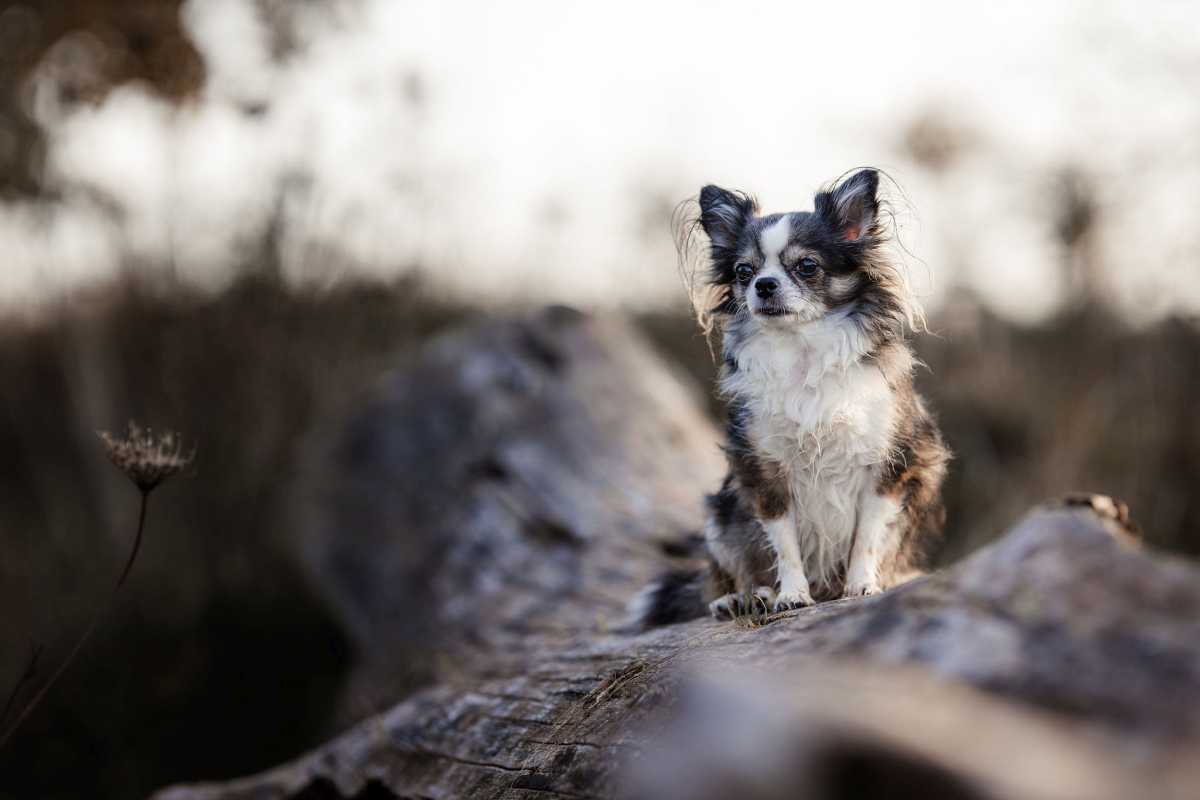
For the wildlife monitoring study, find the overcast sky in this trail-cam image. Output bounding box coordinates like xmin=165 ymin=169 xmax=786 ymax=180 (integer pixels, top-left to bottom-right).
xmin=3 ymin=0 xmax=1198 ymax=322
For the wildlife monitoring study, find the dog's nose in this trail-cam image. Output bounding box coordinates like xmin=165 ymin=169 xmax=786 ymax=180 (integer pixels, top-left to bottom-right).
xmin=755 ymin=277 xmax=779 ymax=298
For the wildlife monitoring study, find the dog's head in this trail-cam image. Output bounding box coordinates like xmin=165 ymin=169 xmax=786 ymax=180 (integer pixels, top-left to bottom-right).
xmin=695 ymin=169 xmax=900 ymax=328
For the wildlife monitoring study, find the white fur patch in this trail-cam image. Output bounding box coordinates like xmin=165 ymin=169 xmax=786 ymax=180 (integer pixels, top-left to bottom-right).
xmin=758 ymin=215 xmax=791 ymax=269
xmin=722 ymin=311 xmax=897 ymax=592
xmin=827 ymin=274 xmax=858 ymax=297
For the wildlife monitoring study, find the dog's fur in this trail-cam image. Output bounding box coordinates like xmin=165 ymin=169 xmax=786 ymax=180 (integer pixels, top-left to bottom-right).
xmin=634 ymin=169 xmax=949 ymax=625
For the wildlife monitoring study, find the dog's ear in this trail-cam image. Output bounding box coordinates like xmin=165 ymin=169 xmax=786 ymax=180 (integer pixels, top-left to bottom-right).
xmin=699 ymin=185 xmax=755 ymax=255
xmin=817 ymin=168 xmax=879 ymax=242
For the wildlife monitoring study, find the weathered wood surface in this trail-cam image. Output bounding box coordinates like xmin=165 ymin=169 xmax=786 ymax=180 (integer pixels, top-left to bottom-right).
xmin=288 ymin=306 xmax=727 ymax=715
xmin=156 ymin=310 xmax=1200 ymax=800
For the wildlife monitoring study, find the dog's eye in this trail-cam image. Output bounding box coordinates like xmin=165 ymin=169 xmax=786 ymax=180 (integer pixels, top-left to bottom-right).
xmin=734 ymin=263 xmax=754 ymax=283
xmin=797 ymin=257 xmax=820 ymax=276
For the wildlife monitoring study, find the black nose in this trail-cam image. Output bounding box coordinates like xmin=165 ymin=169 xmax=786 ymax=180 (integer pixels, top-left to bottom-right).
xmin=755 ymin=277 xmax=779 ymax=298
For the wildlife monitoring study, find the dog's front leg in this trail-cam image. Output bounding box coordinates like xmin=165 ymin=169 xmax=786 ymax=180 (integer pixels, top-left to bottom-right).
xmin=845 ymin=487 xmax=902 ymax=597
xmin=747 ymin=470 xmax=811 ymax=611
xmin=762 ymin=515 xmax=813 ymax=610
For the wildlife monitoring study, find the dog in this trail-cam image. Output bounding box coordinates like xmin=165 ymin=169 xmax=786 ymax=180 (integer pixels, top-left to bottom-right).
xmin=634 ymin=168 xmax=948 ymax=626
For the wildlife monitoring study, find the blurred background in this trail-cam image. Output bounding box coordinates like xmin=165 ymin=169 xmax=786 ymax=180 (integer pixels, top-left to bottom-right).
xmin=0 ymin=1 xmax=1197 ymax=797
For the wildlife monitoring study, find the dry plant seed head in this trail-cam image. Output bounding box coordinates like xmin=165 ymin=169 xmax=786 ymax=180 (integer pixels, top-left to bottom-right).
xmin=97 ymin=422 xmax=194 ymax=493
xmin=0 ymin=423 xmax=194 ymax=751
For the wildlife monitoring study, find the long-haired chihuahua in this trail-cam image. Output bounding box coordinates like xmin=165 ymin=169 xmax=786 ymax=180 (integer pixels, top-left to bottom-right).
xmin=635 ymin=168 xmax=949 ymax=625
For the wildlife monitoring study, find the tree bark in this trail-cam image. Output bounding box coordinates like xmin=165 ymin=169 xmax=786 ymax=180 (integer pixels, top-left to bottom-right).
xmin=156 ymin=310 xmax=1200 ymax=800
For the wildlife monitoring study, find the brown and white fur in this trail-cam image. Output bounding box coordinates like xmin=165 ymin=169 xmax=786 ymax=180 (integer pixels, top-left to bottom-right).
xmin=634 ymin=169 xmax=948 ymax=626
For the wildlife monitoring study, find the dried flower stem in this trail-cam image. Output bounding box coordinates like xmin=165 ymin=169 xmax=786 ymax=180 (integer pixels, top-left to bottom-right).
xmin=117 ymin=489 xmax=150 ymax=590
xmin=0 ymin=645 xmax=42 ymax=733
xmin=0 ymin=613 xmax=104 ymax=750
xmin=0 ymin=491 xmax=151 ymax=750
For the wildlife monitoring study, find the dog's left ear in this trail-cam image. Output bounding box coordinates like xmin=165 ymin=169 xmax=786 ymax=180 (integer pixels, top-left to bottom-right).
xmin=817 ymin=168 xmax=879 ymax=242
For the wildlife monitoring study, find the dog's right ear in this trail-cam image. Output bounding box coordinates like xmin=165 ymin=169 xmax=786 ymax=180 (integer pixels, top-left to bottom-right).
xmin=698 ymin=185 xmax=755 ymax=256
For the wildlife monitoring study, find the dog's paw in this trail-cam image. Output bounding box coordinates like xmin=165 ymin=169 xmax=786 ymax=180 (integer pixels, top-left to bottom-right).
xmin=708 ymin=593 xmax=739 ymax=619
xmin=709 ymin=586 xmax=775 ymax=619
xmin=771 ymin=588 xmax=813 ymax=613
xmin=746 ymin=585 xmax=776 ymax=613
xmin=843 ymin=581 xmax=883 ymax=599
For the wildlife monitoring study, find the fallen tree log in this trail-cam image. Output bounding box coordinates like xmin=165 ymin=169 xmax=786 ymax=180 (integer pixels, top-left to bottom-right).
xmin=287 ymin=306 xmax=728 ymax=714
xmin=156 ymin=310 xmax=1200 ymax=800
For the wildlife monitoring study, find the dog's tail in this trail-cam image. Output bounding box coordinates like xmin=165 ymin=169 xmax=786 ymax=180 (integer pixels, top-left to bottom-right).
xmin=627 ymin=567 xmax=710 ymax=629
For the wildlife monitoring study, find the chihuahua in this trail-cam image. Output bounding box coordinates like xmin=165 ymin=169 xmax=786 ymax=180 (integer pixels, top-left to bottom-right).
xmin=635 ymin=169 xmax=949 ymax=625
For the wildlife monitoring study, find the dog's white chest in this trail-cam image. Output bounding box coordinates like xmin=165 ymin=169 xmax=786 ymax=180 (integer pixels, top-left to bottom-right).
xmin=761 ymin=371 xmax=889 ymax=463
